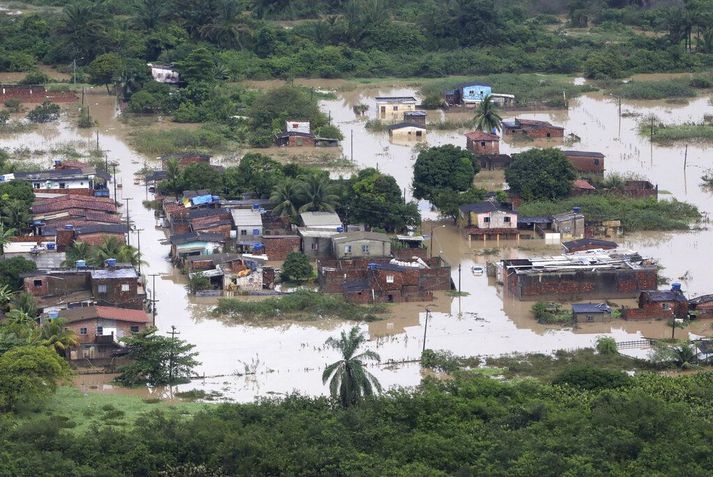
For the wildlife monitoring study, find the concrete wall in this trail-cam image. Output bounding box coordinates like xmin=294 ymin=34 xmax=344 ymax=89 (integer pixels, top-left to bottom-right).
xmin=262 ymin=235 xmax=301 ymax=261
xmin=378 ymin=103 xmax=415 ymax=121
xmin=566 ymin=155 xmax=604 ymax=174
xmin=334 ymin=239 xmax=391 ymax=258
xmin=91 ymin=277 xmax=143 ymax=309
xmin=471 ymin=210 xmax=517 ymax=229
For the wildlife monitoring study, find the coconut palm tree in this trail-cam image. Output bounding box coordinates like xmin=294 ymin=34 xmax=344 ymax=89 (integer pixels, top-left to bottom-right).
xmin=270 ymin=179 xmax=300 ymax=221
xmin=12 ymin=292 xmax=38 ymax=317
xmin=198 ymin=0 xmax=253 ymax=49
xmin=322 ymin=326 xmax=382 ymax=407
xmin=0 ymin=224 xmax=16 ymax=255
xmin=34 ymin=318 xmax=78 ymax=357
xmin=62 ymin=241 xmax=90 ymax=267
xmin=297 ymin=173 xmax=339 ymax=213
xmin=89 ymin=236 xmax=124 ymax=267
xmin=117 ymin=244 xmax=146 ymax=268
xmin=473 ymin=95 xmax=503 ymax=133
xmin=0 ymin=284 xmax=15 ymax=312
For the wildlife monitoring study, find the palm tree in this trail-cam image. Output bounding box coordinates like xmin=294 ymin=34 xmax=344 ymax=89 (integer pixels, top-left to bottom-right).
xmin=297 ymin=173 xmax=339 ymax=213
xmin=90 ymin=236 xmax=124 ymax=267
xmin=5 ymin=309 xmax=35 ymax=328
xmin=34 ymin=318 xmax=79 ymax=357
xmin=322 ymin=326 xmax=382 ymax=407
xmin=0 ymin=224 xmax=16 ymax=255
xmin=12 ymin=292 xmax=38 ymax=317
xmin=473 ymin=95 xmax=502 ymax=133
xmin=62 ymin=241 xmax=90 ymax=267
xmin=0 ymin=284 xmax=15 ymax=312
xmin=198 ymin=0 xmax=253 ymax=50
xmin=270 ymin=179 xmax=300 ymax=221
xmin=117 ymin=244 xmax=145 ymax=268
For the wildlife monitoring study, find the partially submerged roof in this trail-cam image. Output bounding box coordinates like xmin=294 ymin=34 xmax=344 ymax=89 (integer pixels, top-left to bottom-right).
xmin=504 ymin=118 xmax=563 ymax=130
xmin=332 ymin=231 xmax=391 ymax=243
xmin=374 ymin=96 xmax=417 ymax=104
xmin=562 ymin=150 xmax=605 ymax=158
xmin=563 ymin=238 xmax=618 ymax=251
xmin=572 ymin=303 xmax=612 ymax=314
xmin=465 ymin=131 xmax=499 ymax=141
xmin=690 ymin=294 xmax=713 ymax=305
xmin=13 ymin=168 xmax=94 ymax=181
xmin=643 ymin=290 xmax=688 ymax=302
xmin=387 ymin=122 xmax=426 ymax=131
xmin=90 ymin=268 xmax=138 ymax=280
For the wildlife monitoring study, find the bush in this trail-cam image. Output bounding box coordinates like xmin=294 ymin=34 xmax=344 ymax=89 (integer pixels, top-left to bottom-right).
xmin=531 ymin=302 xmax=572 ymax=324
xmin=26 ymin=101 xmax=60 ymax=123
xmin=3 ymin=99 xmax=21 ymax=112
xmin=421 ymin=349 xmax=480 ymax=373
xmin=314 ymin=124 xmax=343 ymax=140
xmin=553 ymin=365 xmax=631 ymax=390
xmin=18 ymin=70 xmax=50 ymax=85
xmin=689 ymin=76 xmax=713 ymax=89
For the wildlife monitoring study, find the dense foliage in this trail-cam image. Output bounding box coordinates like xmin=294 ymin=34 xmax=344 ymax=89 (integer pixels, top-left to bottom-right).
xmin=280 ymin=252 xmax=313 ymax=282
xmin=4 ymin=370 xmax=713 ymax=475
xmin=505 ymin=148 xmax=576 ymax=200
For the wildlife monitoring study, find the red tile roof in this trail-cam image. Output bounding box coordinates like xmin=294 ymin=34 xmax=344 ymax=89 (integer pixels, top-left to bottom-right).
xmin=32 ymin=196 xmax=118 ymax=214
xmin=464 ymin=131 xmax=500 ymax=141
xmin=95 ymin=306 xmax=151 ymax=323
xmin=573 ymin=179 xmax=596 ymax=190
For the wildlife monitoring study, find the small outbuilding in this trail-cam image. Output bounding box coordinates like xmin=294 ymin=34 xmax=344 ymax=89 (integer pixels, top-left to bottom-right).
xmin=465 ymin=131 xmax=500 ymax=155
xmin=563 ymin=150 xmax=605 ymax=175
xmin=572 ymin=303 xmax=612 ymax=323
xmin=403 ymin=110 xmax=427 ymax=125
xmin=388 ymin=122 xmax=426 ymax=140
xmin=375 ymin=96 xmax=417 ymax=121
xmin=502 ymin=118 xmax=564 ymax=139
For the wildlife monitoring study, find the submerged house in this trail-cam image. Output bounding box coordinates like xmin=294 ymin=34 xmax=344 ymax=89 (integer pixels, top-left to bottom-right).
xmin=331 ymin=232 xmax=391 ymax=259
xmin=689 ymin=294 xmax=713 ymax=317
xmin=563 ymin=150 xmax=605 ymax=175
xmin=169 ymin=232 xmax=225 ymax=261
xmin=623 ymin=284 xmax=689 ymax=320
xmin=502 ymin=118 xmax=564 ymax=139
xmin=499 ymin=249 xmax=658 ymax=301
xmin=465 ymin=131 xmax=500 ymax=155
xmin=572 ymin=303 xmax=612 ymax=323
xmin=276 ymin=120 xmax=315 ymax=147
xmin=551 ymin=209 xmax=585 ymax=241
xmin=403 ymin=110 xmax=427 ymax=125
xmin=444 ymin=82 xmax=492 ymax=105
xmin=375 ymin=96 xmax=418 ymax=121
xmin=148 ymin=63 xmax=180 ymax=84
xmin=562 ymin=238 xmax=618 ymax=254
xmin=388 ymin=122 xmax=426 ymax=140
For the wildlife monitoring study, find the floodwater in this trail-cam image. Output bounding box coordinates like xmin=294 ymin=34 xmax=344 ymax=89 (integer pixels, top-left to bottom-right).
xmin=1 ymin=78 xmax=713 ymax=402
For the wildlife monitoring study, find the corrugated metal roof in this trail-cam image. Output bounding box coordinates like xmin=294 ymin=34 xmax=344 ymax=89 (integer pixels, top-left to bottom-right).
xmin=300 ymin=212 xmax=342 ymax=228
xmin=231 ymin=208 xmax=263 ymax=226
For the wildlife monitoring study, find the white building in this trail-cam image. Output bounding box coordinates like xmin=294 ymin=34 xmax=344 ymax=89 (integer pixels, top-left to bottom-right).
xmin=148 ymin=63 xmax=180 ymax=84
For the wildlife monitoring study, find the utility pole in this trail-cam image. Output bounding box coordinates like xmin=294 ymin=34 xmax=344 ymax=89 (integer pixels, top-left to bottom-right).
xmin=168 ymin=325 xmax=180 ymax=384
xmin=149 ymin=273 xmax=159 ymax=326
xmin=458 ymin=263 xmax=461 ymax=294
xmin=135 ymin=228 xmax=144 ymax=274
xmin=123 ymin=198 xmax=132 ymax=246
xmin=422 ymin=306 xmax=431 ymax=354
xmin=96 ymin=130 xmax=99 ymax=151
xmin=112 ymin=163 xmax=117 ymax=203
xmin=350 ymin=129 xmax=354 ymax=163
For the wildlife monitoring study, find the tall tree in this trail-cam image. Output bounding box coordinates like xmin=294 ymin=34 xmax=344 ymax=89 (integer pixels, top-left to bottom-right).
xmin=347 ymin=168 xmax=420 ymax=232
xmin=505 ymin=148 xmax=576 ymax=201
xmin=270 ymin=179 xmax=300 ymax=221
xmin=0 ymin=225 xmax=16 ymax=255
xmin=34 ymin=318 xmax=78 ymax=357
xmin=473 ymin=95 xmax=502 ymax=133
xmin=87 ymin=52 xmax=125 ymax=94
xmin=297 ymin=173 xmax=339 ymax=212
xmin=62 ymin=241 xmax=90 ymax=267
xmin=89 ymin=236 xmax=125 ymax=266
xmin=116 ymin=327 xmax=200 ymax=386
xmin=412 ymin=145 xmax=477 ymax=202
xmin=322 ymin=326 xmax=381 ymax=407
xmin=0 ymin=345 xmax=69 ymax=411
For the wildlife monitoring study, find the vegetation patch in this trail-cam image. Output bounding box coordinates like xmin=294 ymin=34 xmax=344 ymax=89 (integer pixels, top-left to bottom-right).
xmin=421 ymin=349 xmax=480 ymax=373
xmin=643 ymin=121 xmax=713 ymax=143
xmin=517 ymin=195 xmax=701 ymax=231
xmin=613 ymin=80 xmax=696 ymax=100
xmin=213 ymin=290 xmax=388 ymax=322
xmin=129 ymin=125 xmax=232 ymax=156
xmin=531 ymin=301 xmax=572 ymax=324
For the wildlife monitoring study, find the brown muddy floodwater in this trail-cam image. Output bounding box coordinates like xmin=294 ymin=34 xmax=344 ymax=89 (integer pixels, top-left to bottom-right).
xmin=1 ymin=81 xmax=712 ymax=402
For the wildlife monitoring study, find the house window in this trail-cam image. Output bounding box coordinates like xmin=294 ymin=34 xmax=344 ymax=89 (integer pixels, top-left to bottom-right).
xmin=484 ymin=217 xmax=490 ymax=223
xmin=312 ymin=242 xmax=319 ymax=251
xmin=393 ymin=106 xmax=398 ymax=111
xmin=240 ymin=229 xmax=247 ymax=236
xmin=33 ymin=279 xmax=42 ymax=287
xmin=662 ymin=303 xmax=670 ymax=310
xmin=344 ymin=245 xmax=352 ymax=254
xmin=416 ymin=131 xmax=422 ymax=137
xmin=504 ymin=216 xmax=511 ymax=223
xmin=59 ymin=182 xmax=66 ymax=189
xmin=386 ymin=275 xmax=394 ymax=284
xmin=252 ymin=229 xmax=260 ymax=236
xmin=97 ymin=284 xmax=107 ymax=293
xmin=121 ymin=283 xmax=130 ymax=292
xmin=481 ymin=141 xmax=486 ymax=147
xmin=33 ymin=182 xmax=40 ymax=189
xmin=130 ymin=325 xmax=140 ymax=333
xmin=80 ymin=327 xmax=87 ymax=335
xmin=361 ymin=244 xmax=369 ymax=254
xmin=96 ymin=326 xmax=103 ymax=336
xmin=546 ymin=133 xmax=551 ymax=138
xmin=587 ymin=315 xmax=593 ymax=322
xmin=594 ymin=159 xmax=600 ymax=165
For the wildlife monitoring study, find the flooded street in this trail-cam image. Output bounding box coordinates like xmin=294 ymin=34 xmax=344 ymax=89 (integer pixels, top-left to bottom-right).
xmin=2 ymin=79 xmax=712 ymax=401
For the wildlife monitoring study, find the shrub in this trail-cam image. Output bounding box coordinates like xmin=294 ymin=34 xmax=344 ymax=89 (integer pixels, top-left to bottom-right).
xmin=552 ymin=365 xmax=631 ymax=390
xmin=595 ymin=336 xmax=618 ymax=355
xmin=531 ymin=302 xmax=572 ymax=324
xmin=18 ymin=70 xmax=50 ymax=85
xmin=280 ymin=253 xmax=312 ymax=282
xmin=3 ymin=99 xmax=21 ymax=112
xmin=689 ymin=76 xmax=713 ymax=89
xmin=26 ymin=101 xmax=60 ymax=123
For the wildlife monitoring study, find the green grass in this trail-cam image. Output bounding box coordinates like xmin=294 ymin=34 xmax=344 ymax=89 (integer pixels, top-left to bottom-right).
xmin=129 ymin=124 xmax=232 ymax=156
xmin=213 ymin=289 xmax=388 ymax=322
xmin=18 ymin=386 xmax=210 ymax=434
xmin=517 ymin=195 xmax=701 ymax=231
xmin=614 ymin=80 xmax=696 ymax=100
xmin=644 ymin=122 xmax=713 ymax=143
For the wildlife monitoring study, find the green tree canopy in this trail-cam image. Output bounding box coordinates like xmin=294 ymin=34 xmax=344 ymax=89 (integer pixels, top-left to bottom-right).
xmin=116 ymin=327 xmax=200 ymax=386
xmin=412 ymin=145 xmax=478 ymax=201
xmin=26 ymin=101 xmax=60 ymax=123
xmin=0 ymin=256 xmax=36 ymax=290
xmin=505 ymin=148 xmax=576 ymax=201
xmin=280 ymin=252 xmax=312 ymax=282
xmin=0 ymin=345 xmax=69 ymax=412
xmin=87 ymin=52 xmax=125 ymax=94
xmin=236 ymin=153 xmax=284 ymax=198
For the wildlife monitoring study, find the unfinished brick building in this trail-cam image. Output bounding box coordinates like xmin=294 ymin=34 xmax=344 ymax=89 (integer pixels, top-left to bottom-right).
xmin=318 ymin=257 xmax=452 ymax=304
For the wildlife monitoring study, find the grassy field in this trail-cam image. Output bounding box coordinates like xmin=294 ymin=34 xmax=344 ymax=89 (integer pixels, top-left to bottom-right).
xmin=19 ymin=386 xmax=211 ymax=434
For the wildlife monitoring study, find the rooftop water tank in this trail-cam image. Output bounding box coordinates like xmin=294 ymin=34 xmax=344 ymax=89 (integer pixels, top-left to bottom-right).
xmin=76 ymin=259 xmax=87 ymax=268
xmin=105 ymin=258 xmax=117 ymax=267
xmin=573 ymin=207 xmax=582 ymax=214
xmin=47 ymin=310 xmax=59 ymax=320
xmin=367 ymin=263 xmax=378 ymax=271
xmin=65 ymin=224 xmax=74 ymax=230
xmin=671 ymin=282 xmax=682 ymax=292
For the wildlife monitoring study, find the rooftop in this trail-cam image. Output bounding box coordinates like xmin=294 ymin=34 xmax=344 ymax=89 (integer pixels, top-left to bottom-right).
xmin=231 ymin=208 xmax=264 ymax=226
xmin=300 ymin=211 xmax=342 ymax=229
xmin=643 ymin=289 xmax=688 ymax=302
xmin=572 ymin=303 xmax=612 ymax=314
xmin=459 ymin=200 xmax=513 ymax=214
xmin=562 ymin=150 xmax=605 ymax=158
xmin=690 ymin=294 xmax=713 ymax=305
xmin=332 ymin=231 xmax=391 ymax=244
xmin=297 ymin=227 xmax=341 ymax=238
xmin=58 ymin=305 xmax=151 ymax=324
xmin=387 ymin=122 xmax=426 ymax=131
xmin=13 ymin=168 xmax=94 ymax=181
xmin=573 ymin=179 xmax=596 ymax=190
xmin=169 ymin=232 xmax=226 ymax=245
xmin=90 ymin=268 xmax=139 ymax=279
xmin=502 ymin=249 xmax=652 ymax=275
xmin=465 ymin=131 xmax=499 ymax=141
xmin=374 ymin=96 xmax=418 ymax=104
xmin=504 ymin=118 xmax=563 ymax=130
xmin=563 ymin=238 xmax=618 ymax=251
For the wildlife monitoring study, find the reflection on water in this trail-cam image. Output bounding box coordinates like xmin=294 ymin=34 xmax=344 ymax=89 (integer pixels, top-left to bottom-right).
xmin=2 ymin=83 xmax=713 ymax=402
